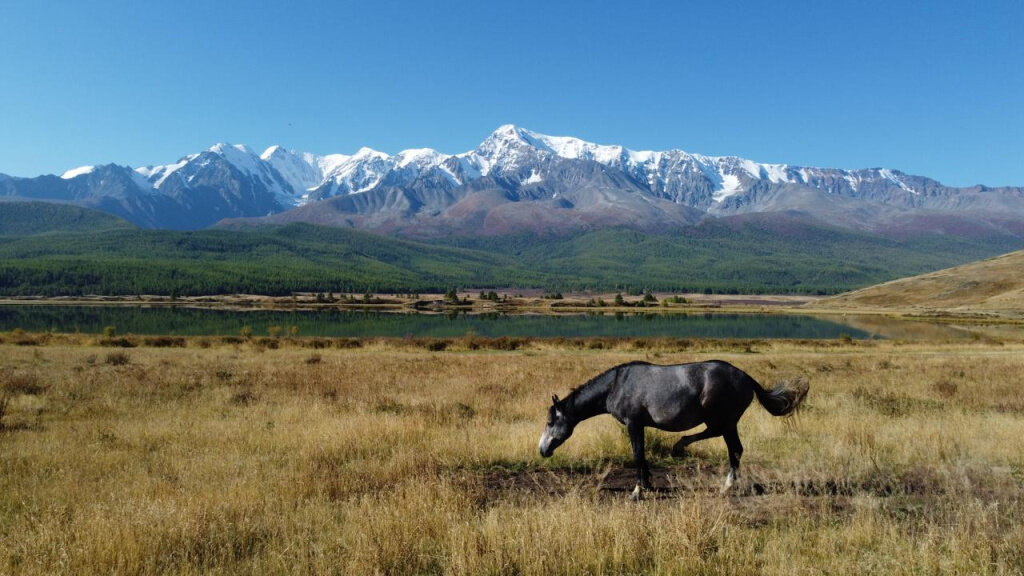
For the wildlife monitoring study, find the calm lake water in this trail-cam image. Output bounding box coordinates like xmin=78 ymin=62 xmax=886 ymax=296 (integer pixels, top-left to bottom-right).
xmin=0 ymin=305 xmax=875 ymax=339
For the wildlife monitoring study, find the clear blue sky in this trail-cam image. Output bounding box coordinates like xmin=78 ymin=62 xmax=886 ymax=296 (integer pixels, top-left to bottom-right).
xmin=1 ymin=0 xmax=1022 ymax=186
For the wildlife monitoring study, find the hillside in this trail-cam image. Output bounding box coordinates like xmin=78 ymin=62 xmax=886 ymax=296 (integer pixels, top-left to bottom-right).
xmin=0 ymin=224 xmax=554 ymax=296
xmin=0 ymin=218 xmax=1019 ymax=297
xmin=0 ymin=200 xmax=135 ymax=236
xmin=814 ymin=249 xmax=1024 ymax=318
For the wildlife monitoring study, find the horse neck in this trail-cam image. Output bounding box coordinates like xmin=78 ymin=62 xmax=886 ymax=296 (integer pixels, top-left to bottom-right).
xmin=565 ymin=369 xmax=614 ymax=423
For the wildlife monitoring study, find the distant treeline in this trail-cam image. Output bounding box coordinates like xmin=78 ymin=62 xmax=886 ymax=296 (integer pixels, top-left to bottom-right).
xmin=1 ymin=218 xmax=1020 ymax=297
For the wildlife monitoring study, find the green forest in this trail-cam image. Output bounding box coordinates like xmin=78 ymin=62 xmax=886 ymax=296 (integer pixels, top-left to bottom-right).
xmin=1 ymin=204 xmax=1020 ymax=296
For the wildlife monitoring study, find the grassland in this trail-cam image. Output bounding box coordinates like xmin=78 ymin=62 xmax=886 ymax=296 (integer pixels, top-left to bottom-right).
xmin=2 ymin=334 xmax=1024 ymax=574
xmin=816 ymin=249 xmax=1024 ymax=320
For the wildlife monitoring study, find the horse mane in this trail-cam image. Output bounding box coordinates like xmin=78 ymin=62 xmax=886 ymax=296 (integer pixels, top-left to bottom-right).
xmin=566 ymin=361 xmax=652 ymax=398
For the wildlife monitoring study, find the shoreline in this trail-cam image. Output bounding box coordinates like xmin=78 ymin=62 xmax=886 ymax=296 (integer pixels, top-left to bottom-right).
xmin=0 ymin=292 xmax=1021 ymax=325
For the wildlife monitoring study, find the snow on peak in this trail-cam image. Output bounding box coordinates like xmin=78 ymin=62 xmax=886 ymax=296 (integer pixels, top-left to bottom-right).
xmin=208 ymin=142 xmax=255 ymax=155
xmin=259 ymin=145 xmax=325 ymax=199
xmin=491 ymin=124 xmax=525 ymax=140
xmin=206 ymin=142 xmax=268 ymax=179
xmin=712 ymin=174 xmax=743 ymax=202
xmin=57 ymin=126 xmax=922 ymax=212
xmin=61 ymin=165 xmax=96 ymax=179
xmin=260 ymin=145 xmax=284 ymax=159
xmin=353 ymin=146 xmax=388 ymax=159
xmin=516 ymin=128 xmax=629 ymax=166
xmin=878 ymin=168 xmax=917 ymax=194
xmin=395 ymin=148 xmax=448 ymax=169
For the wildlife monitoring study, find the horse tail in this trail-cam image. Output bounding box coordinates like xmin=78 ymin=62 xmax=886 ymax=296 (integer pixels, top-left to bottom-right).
xmin=752 ymin=376 xmax=809 ymax=416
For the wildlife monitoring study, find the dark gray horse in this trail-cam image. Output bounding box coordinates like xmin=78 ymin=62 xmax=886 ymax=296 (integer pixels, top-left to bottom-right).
xmin=538 ymin=360 xmax=808 ymax=499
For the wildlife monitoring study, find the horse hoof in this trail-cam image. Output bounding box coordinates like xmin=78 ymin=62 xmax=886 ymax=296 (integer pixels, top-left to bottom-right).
xmin=720 ymin=472 xmax=736 ymax=494
xmin=671 ymin=447 xmax=687 ymax=458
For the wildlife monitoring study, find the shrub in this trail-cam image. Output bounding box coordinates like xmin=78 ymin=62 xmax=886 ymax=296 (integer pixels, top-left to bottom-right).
xmin=256 ymin=338 xmax=279 ymax=350
xmin=334 ymin=338 xmax=363 ymax=349
xmin=105 ymin=351 xmax=131 ymax=366
xmin=99 ymin=337 xmax=137 ymax=348
xmin=144 ymin=336 xmax=187 ymax=348
xmin=229 ymin=387 xmax=258 ymax=406
xmin=487 ymin=337 xmax=523 ymax=351
xmin=425 ymin=340 xmax=448 ymax=352
xmin=0 ymin=395 xmax=8 ymax=431
xmin=934 ymin=380 xmax=958 ymax=398
xmin=1 ymin=369 xmax=46 ymax=396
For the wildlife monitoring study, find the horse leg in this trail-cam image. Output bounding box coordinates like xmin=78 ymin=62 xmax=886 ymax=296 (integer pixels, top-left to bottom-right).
xmin=627 ymin=422 xmax=651 ymax=500
xmin=721 ymin=425 xmax=743 ymax=493
xmin=671 ymin=426 xmax=720 ymax=458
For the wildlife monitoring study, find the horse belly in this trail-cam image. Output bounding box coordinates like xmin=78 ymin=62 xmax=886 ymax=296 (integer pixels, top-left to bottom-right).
xmin=648 ymin=401 xmax=705 ymax=432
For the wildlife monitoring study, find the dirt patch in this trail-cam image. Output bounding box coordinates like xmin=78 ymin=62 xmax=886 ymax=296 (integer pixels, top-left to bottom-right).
xmin=476 ymin=461 xmax=750 ymax=502
xmin=472 ymin=461 xmax=973 ymax=504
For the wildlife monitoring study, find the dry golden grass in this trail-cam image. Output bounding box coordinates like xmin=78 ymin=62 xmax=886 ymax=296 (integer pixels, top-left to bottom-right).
xmin=816 ymin=249 xmax=1024 ymax=318
xmin=2 ymin=335 xmax=1024 ymax=574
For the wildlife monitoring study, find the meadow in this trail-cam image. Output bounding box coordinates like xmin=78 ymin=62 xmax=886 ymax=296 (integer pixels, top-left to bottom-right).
xmin=2 ymin=333 xmax=1023 ymax=574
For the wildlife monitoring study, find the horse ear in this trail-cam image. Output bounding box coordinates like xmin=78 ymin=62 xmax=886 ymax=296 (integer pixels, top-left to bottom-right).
xmin=551 ymin=394 xmax=560 ymax=405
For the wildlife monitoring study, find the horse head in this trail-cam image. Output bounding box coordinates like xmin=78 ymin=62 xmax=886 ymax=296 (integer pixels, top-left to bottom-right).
xmin=539 ymin=394 xmax=576 ymax=457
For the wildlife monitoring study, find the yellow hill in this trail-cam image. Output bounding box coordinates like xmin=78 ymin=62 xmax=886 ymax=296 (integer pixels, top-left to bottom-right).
xmin=815 ymin=249 xmax=1024 ymax=318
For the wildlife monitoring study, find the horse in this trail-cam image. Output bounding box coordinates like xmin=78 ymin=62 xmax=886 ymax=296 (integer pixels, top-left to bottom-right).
xmin=538 ymin=360 xmax=808 ymax=499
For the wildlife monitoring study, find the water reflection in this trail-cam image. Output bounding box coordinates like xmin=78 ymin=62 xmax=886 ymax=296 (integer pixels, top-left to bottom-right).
xmin=827 ymin=314 xmax=1022 ymax=341
xmin=0 ymin=305 xmax=878 ymax=340
xmin=2 ymin=305 xmax=1016 ymax=341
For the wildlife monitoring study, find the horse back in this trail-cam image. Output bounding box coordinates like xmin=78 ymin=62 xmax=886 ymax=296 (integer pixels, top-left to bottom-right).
xmin=609 ymin=360 xmax=755 ymax=431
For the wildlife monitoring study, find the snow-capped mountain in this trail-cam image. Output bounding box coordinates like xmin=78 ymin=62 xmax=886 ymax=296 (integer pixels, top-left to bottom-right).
xmin=2 ymin=125 xmax=1023 ymax=235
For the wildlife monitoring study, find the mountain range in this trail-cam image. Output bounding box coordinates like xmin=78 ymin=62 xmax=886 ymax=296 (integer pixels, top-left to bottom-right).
xmin=3 ymin=125 xmax=1023 ymax=239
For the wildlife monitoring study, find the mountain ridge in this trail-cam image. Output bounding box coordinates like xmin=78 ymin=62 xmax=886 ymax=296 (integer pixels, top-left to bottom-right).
xmin=3 ymin=126 xmax=1024 ymax=237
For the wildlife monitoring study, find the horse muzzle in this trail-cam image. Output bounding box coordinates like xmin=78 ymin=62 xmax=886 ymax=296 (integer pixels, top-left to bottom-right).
xmin=538 ymin=433 xmax=561 ymax=458
xmin=539 ymin=438 xmax=553 ymax=458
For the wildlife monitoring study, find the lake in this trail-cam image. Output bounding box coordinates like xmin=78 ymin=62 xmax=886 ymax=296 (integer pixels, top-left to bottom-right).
xmin=0 ymin=305 xmax=877 ymax=339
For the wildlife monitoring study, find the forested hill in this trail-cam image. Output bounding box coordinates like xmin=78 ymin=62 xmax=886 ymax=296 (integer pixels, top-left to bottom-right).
xmin=1 ymin=216 xmax=1020 ymax=297
xmin=0 ymin=201 xmax=135 ymax=236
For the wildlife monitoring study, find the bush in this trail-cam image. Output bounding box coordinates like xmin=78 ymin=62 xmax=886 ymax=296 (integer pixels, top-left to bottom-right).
xmin=99 ymin=337 xmax=137 ymax=348
xmin=144 ymin=336 xmax=186 ymax=348
xmin=256 ymin=338 xmax=279 ymax=350
xmin=425 ymin=340 xmax=448 ymax=352
xmin=334 ymin=338 xmax=363 ymax=349
xmin=105 ymin=351 xmax=131 ymax=366
xmin=1 ymin=369 xmax=46 ymax=396
xmin=487 ymin=337 xmax=523 ymax=351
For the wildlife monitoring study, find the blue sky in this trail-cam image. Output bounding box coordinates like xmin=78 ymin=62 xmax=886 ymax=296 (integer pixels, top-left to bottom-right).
xmin=1 ymin=0 xmax=1021 ymax=186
